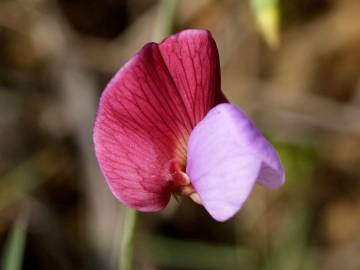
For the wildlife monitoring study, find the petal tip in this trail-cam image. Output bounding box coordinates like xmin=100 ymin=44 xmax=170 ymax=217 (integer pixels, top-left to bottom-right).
xmin=204 ymin=202 xmax=244 ymax=222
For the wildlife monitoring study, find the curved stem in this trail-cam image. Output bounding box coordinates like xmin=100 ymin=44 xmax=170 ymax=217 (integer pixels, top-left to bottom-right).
xmin=120 ymin=209 xmax=138 ymax=270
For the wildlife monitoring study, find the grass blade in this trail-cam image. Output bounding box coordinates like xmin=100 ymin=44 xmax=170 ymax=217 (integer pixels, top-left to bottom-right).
xmin=1 ymin=215 xmax=28 ymax=270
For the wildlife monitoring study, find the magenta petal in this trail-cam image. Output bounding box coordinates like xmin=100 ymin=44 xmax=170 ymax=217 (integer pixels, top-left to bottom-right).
xmin=159 ymin=29 xmax=226 ymax=125
xmin=94 ymin=30 xmax=225 ymax=211
xmin=186 ymin=104 xmax=285 ymax=221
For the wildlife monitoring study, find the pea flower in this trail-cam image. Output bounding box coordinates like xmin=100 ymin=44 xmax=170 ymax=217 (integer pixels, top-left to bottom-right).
xmin=94 ymin=29 xmax=284 ymax=222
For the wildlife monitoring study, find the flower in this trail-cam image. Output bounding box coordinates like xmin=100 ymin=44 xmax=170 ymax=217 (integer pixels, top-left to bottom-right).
xmin=94 ymin=29 xmax=284 ymax=222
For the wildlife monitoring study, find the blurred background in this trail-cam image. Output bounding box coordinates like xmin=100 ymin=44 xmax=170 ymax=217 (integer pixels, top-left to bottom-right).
xmin=1 ymin=0 xmax=360 ymax=269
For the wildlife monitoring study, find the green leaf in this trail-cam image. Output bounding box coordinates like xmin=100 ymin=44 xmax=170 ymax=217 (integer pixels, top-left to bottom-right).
xmin=1 ymin=216 xmax=28 ymax=270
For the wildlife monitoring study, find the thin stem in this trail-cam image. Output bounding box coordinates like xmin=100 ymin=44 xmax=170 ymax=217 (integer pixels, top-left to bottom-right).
xmin=119 ymin=209 xmax=138 ymax=270
xmin=118 ymin=2 xmax=177 ymax=269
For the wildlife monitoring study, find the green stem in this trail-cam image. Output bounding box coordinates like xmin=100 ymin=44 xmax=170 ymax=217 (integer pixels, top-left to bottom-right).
xmin=119 ymin=209 xmax=138 ymax=270
xmin=118 ymin=1 xmax=177 ymax=269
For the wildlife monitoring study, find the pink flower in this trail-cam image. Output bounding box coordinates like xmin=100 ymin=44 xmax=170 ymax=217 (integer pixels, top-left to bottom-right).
xmin=94 ymin=29 xmax=284 ymax=222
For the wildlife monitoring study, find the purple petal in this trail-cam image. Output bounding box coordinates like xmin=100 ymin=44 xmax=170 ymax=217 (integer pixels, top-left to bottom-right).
xmin=186 ymin=103 xmax=285 ymax=221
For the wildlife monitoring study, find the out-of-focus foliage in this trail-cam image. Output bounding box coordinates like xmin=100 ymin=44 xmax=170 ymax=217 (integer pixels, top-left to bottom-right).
xmin=0 ymin=0 xmax=360 ymax=269
xmin=250 ymin=0 xmax=280 ymax=47
xmin=1 ymin=216 xmax=27 ymax=270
